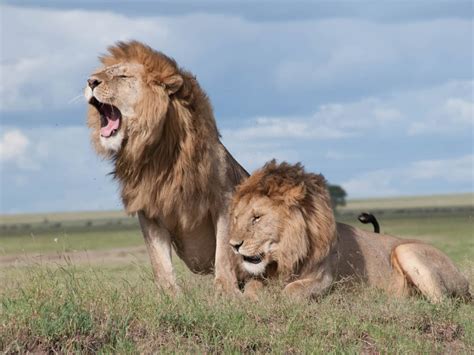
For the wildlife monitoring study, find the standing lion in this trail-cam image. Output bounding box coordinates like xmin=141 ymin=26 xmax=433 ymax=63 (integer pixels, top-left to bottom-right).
xmin=229 ymin=160 xmax=470 ymax=303
xmin=85 ymin=41 xmax=248 ymax=294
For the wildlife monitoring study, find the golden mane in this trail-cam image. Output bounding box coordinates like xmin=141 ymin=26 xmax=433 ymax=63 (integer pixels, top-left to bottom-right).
xmin=232 ymin=160 xmax=337 ymax=274
xmin=89 ymin=41 xmax=239 ymax=231
xmin=100 ymin=41 xmax=198 ymax=106
xmin=232 ymin=161 xmax=469 ymax=302
xmin=86 ymin=41 xmax=251 ymax=294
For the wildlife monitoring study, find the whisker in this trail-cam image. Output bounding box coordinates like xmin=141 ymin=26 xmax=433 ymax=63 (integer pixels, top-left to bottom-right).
xmin=68 ymin=94 xmax=85 ymax=104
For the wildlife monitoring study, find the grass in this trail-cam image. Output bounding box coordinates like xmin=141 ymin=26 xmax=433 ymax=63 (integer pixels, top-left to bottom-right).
xmin=1 ymin=196 xmax=473 ymax=353
xmin=2 ymin=214 xmax=472 ymax=263
xmin=1 ymin=262 xmax=473 ymax=353
xmin=0 ymin=210 xmax=128 ymax=225
xmin=341 ymin=192 xmax=473 ymax=210
xmin=0 ymin=228 xmax=142 ymax=255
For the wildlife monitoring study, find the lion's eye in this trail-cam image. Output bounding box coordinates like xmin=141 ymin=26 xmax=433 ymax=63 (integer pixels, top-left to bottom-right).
xmin=251 ymin=215 xmax=261 ymax=225
xmin=117 ymin=75 xmax=130 ymax=79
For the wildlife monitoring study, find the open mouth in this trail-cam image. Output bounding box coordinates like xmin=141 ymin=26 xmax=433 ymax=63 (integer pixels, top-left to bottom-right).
xmin=89 ymin=97 xmax=122 ymax=138
xmin=242 ymin=253 xmax=264 ymax=264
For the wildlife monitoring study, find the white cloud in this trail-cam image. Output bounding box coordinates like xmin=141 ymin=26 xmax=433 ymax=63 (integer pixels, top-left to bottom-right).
xmin=274 ymin=18 xmax=472 ymax=93
xmin=1 ymin=4 xmax=472 ymax=212
xmin=0 ymin=5 xmax=170 ymax=111
xmin=1 ymin=125 xmax=121 ymax=213
xmin=408 ymin=155 xmax=474 ymax=182
xmin=0 ymin=129 xmax=47 ymax=171
xmin=373 ymin=108 xmax=402 ymax=122
xmin=221 ymin=134 xmax=299 ymax=172
xmin=0 ymin=129 xmax=30 ymax=161
xmin=444 ymin=98 xmax=473 ymax=124
xmin=342 ymin=170 xmax=400 ymax=198
xmin=222 ymin=99 xmax=400 ymax=141
xmin=406 ymin=81 xmax=474 ymax=135
xmin=1 ymin=5 xmax=471 ymax=114
xmin=223 ymin=80 xmax=473 ymax=141
xmin=342 ymin=154 xmax=474 ymax=198
xmin=222 ymin=116 xmax=350 ymax=140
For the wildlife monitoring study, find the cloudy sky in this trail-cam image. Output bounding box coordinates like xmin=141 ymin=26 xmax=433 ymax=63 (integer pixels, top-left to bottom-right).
xmin=0 ymin=1 xmax=473 ymax=214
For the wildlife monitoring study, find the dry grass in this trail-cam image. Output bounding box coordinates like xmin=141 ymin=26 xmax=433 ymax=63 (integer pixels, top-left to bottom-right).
xmin=341 ymin=193 xmax=473 ymax=211
xmin=1 ymin=260 xmax=473 ymax=353
xmin=0 ymin=210 xmax=128 ymax=225
xmin=2 ymin=193 xmax=471 ymax=226
xmin=1 ymin=199 xmax=473 ymax=353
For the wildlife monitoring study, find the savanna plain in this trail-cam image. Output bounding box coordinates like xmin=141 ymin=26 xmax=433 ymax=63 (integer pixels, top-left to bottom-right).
xmin=1 ymin=194 xmax=473 ymax=353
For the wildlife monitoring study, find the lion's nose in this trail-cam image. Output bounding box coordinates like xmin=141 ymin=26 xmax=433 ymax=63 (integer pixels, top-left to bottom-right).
xmin=87 ymin=78 xmax=101 ymax=90
xmin=230 ymin=241 xmax=243 ymax=252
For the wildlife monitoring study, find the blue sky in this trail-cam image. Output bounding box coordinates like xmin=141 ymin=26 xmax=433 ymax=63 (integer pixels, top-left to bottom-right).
xmin=0 ymin=1 xmax=473 ymax=213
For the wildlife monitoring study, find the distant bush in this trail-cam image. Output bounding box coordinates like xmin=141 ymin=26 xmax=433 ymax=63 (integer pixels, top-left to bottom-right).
xmin=328 ymin=184 xmax=347 ymax=209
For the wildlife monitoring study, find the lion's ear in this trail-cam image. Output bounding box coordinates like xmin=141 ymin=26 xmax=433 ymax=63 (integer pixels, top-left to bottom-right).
xmin=163 ymin=74 xmax=183 ymax=95
xmin=283 ymin=183 xmax=306 ymax=206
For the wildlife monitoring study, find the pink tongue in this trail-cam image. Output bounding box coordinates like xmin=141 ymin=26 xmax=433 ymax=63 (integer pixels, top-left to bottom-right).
xmin=100 ymin=117 xmax=120 ymax=137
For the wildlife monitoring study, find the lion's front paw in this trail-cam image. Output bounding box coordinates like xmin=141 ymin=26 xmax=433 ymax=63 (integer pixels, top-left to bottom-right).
xmin=156 ymin=281 xmax=181 ymax=297
xmin=243 ymin=279 xmax=264 ymax=301
xmin=283 ymin=281 xmax=309 ymax=300
xmin=214 ymin=277 xmax=242 ymax=298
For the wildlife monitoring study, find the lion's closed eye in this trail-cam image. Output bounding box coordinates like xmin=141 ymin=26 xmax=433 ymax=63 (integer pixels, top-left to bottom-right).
xmin=251 ymin=215 xmax=262 ymax=225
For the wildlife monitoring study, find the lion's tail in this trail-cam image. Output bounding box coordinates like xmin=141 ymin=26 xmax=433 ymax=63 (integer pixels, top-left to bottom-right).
xmin=357 ymin=212 xmax=380 ymax=233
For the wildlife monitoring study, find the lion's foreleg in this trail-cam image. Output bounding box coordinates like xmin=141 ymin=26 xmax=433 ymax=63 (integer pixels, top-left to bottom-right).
xmin=213 ymin=210 xmax=241 ymax=296
xmin=138 ymin=211 xmax=179 ymax=294
xmin=243 ymin=279 xmax=265 ymax=300
xmin=283 ymin=265 xmax=334 ymax=300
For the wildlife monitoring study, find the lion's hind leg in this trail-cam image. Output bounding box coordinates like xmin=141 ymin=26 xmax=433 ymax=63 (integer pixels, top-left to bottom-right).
xmin=392 ymin=243 xmax=470 ymax=303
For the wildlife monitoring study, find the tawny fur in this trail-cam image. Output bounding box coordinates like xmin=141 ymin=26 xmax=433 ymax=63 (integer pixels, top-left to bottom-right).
xmin=231 ymin=160 xmax=337 ymax=277
xmin=229 ymin=161 xmax=470 ymax=303
xmin=88 ymin=41 xmax=244 ymax=229
xmin=86 ymin=41 xmax=248 ymax=293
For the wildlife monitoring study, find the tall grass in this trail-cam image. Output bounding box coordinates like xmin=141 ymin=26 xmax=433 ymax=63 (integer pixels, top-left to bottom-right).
xmin=2 ymin=203 xmax=472 ymax=352
xmin=2 ymin=262 xmax=473 ymax=353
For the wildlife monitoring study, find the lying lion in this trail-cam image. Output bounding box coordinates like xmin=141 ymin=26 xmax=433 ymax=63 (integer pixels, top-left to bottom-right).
xmin=229 ymin=160 xmax=470 ymax=303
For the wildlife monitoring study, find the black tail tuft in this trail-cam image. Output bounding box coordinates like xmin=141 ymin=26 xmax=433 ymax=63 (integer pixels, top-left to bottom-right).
xmin=358 ymin=212 xmax=380 ymax=233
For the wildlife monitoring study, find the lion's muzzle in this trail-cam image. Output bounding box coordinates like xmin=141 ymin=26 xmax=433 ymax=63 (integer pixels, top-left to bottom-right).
xmin=242 ymin=254 xmax=264 ymax=264
xmin=88 ymin=97 xmax=122 ymax=138
xmin=230 ymin=240 xmax=243 ymax=253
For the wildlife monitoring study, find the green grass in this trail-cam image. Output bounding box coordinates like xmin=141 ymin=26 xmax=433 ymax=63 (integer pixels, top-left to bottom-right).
xmin=0 ymin=228 xmax=142 ymax=255
xmin=0 ymin=210 xmax=127 ymax=225
xmin=1 ymin=262 xmax=473 ymax=353
xmin=2 ymin=213 xmax=472 ymax=262
xmin=1 ymin=198 xmax=473 ymax=353
xmin=341 ymin=192 xmax=473 ymax=210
